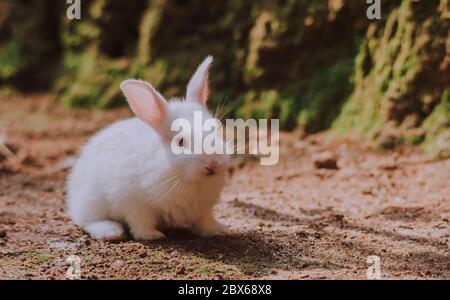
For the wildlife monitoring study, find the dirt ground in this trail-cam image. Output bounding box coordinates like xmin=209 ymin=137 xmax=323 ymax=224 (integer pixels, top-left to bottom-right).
xmin=0 ymin=94 xmax=449 ymax=280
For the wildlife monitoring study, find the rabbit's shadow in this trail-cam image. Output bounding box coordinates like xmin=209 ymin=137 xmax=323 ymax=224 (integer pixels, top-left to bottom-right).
xmin=133 ymin=201 xmax=450 ymax=278
xmin=135 ymin=227 xmax=347 ymax=277
xmin=138 ymin=230 xmax=289 ymax=276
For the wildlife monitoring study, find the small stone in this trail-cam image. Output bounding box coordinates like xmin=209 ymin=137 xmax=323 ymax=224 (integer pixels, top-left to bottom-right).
xmin=138 ymin=251 xmax=147 ymax=258
xmin=227 ymin=166 xmax=235 ymax=177
xmin=44 ymin=185 xmax=55 ymax=192
xmin=361 ymin=186 xmax=374 ymax=195
xmin=377 ymin=133 xmax=398 ymax=150
xmin=334 ymin=214 xmax=345 ymax=223
xmin=381 ymin=164 xmax=397 ymax=171
xmin=295 ymin=231 xmax=308 ymax=239
xmin=176 ymin=265 xmax=186 ymax=275
xmin=313 ymin=152 xmax=339 ymax=170
xmin=394 ymin=197 xmax=406 ymax=205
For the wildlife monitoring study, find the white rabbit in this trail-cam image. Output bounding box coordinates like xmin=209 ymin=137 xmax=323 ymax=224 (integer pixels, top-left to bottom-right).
xmin=67 ymin=56 xmax=230 ymax=241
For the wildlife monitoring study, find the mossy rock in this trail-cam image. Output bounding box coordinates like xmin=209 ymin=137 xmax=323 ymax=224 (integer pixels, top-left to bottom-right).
xmin=0 ymin=0 xmax=448 ymax=158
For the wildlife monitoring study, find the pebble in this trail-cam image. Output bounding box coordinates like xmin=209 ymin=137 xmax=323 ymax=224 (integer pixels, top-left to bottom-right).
xmin=394 ymin=197 xmax=406 ymax=205
xmin=176 ymin=265 xmax=186 ymax=275
xmin=313 ymin=151 xmax=339 ymax=169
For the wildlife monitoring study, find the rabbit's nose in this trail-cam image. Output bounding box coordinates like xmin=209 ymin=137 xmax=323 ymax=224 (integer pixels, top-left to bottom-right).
xmin=207 ymin=160 xmax=221 ymax=170
xmin=205 ymin=160 xmax=221 ymax=176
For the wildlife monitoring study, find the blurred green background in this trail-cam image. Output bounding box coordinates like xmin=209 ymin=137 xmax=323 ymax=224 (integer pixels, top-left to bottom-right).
xmin=0 ymin=0 xmax=449 ymax=156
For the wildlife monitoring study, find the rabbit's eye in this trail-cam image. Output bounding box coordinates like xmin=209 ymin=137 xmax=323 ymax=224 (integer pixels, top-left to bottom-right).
xmin=178 ymin=138 xmax=184 ymax=147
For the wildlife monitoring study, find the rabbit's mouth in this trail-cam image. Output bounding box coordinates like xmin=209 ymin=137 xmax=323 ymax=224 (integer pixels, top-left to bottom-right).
xmin=205 ymin=167 xmax=216 ymax=176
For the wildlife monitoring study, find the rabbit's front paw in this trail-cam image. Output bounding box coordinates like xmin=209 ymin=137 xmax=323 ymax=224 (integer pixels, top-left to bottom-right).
xmin=84 ymin=220 xmax=126 ymax=241
xmin=192 ymin=219 xmax=230 ymax=237
xmin=131 ymin=228 xmax=166 ymax=241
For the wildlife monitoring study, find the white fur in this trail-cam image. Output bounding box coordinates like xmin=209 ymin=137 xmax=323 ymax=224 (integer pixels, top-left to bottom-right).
xmin=67 ymin=56 xmax=229 ymax=241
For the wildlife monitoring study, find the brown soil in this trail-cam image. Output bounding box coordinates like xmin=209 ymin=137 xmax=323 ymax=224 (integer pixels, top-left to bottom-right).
xmin=0 ymin=95 xmax=449 ymax=280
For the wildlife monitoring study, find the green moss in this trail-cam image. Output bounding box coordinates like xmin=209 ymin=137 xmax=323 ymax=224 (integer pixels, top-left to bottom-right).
xmin=332 ymin=0 xmax=447 ymax=154
xmin=297 ymin=59 xmax=355 ymax=132
xmin=403 ymin=133 xmax=426 ymax=145
xmin=55 ymin=0 xmax=169 ymax=108
xmin=177 ymin=256 xmax=241 ymax=278
xmin=0 ymin=1 xmax=62 ymax=89
xmin=237 ymin=90 xmax=299 ymax=129
xmin=32 ymin=252 xmax=54 ymax=265
xmin=422 ymin=90 xmax=450 ymax=158
xmin=1 ymin=0 xmax=448 ymax=155
xmin=0 ymin=39 xmax=25 ymax=79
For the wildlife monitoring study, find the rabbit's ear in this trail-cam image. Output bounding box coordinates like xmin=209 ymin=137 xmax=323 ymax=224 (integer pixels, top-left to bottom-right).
xmin=120 ymin=80 xmax=167 ymax=133
xmin=186 ymin=56 xmax=213 ymax=106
